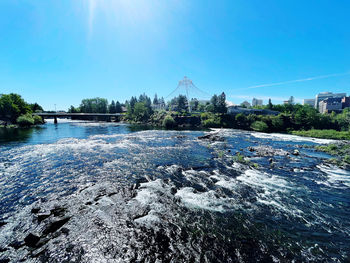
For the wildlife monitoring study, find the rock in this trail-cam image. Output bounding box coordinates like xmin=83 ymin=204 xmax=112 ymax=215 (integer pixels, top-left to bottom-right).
xmin=9 ymin=240 xmax=25 ymax=249
xmin=292 ymin=149 xmax=300 ymax=156
xmin=249 ymin=146 xmax=288 ymax=157
xmin=61 ymin=227 xmax=69 ymax=235
xmin=198 ymin=133 xmax=224 ymax=142
xmin=0 ymin=221 xmax=6 ymax=228
xmin=43 ymin=217 xmax=70 ymax=235
xmin=268 ymin=158 xmax=273 ymax=164
xmin=0 ymin=258 xmax=10 ymax=263
xmin=31 ymin=207 xmax=40 ymax=214
xmin=24 ymin=233 xmax=40 ymax=248
xmin=37 ymin=212 xmax=51 ymax=222
xmin=50 ymin=207 xmax=66 ymax=217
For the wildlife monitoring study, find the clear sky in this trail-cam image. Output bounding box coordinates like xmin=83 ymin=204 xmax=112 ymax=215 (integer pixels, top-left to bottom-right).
xmin=0 ymin=0 xmax=349 ymax=110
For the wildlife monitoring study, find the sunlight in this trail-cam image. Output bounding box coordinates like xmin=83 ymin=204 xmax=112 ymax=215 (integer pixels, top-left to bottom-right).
xmin=87 ymin=0 xmax=158 ymax=35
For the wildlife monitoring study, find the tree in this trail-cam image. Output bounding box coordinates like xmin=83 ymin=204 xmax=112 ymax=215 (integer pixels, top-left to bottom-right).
xmin=190 ymin=98 xmax=199 ymax=111
xmin=210 ymin=95 xmax=218 ymax=113
xmin=109 ymin=100 xmax=116 ymax=113
xmin=177 ymin=95 xmax=188 ymax=112
xmin=133 ymin=102 xmax=150 ymax=122
xmin=0 ymin=93 xmax=32 ymax=122
xmin=115 ymin=101 xmax=122 ymax=113
xmin=68 ymin=105 xmax=79 ymax=113
xmin=30 ymin=103 xmax=43 ymax=113
xmin=80 ymin=98 xmax=108 ymax=113
xmin=153 ymin=94 xmax=159 ymax=105
xmin=268 ymin=98 xmax=273 ymax=109
xmin=217 ymin=92 xmax=227 ymax=113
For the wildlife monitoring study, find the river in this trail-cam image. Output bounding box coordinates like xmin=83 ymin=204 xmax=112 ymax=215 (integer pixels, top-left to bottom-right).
xmin=0 ymin=120 xmax=349 ymax=262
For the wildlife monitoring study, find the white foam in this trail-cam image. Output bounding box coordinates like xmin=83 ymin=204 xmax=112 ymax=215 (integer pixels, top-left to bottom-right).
xmin=175 ymin=187 xmax=226 ymax=212
xmin=317 ymin=165 xmax=350 ymax=188
xmin=250 ymin=132 xmax=335 ymax=144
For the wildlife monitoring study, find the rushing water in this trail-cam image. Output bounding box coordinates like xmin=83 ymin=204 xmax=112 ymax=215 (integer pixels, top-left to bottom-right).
xmin=0 ymin=120 xmax=349 ymax=262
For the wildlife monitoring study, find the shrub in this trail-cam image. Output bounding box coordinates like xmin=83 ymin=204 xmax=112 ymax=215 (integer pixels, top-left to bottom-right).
xmin=202 ymin=118 xmax=221 ymax=128
xmin=163 ymin=115 xmax=176 ymax=128
xmin=16 ymin=114 xmax=35 ymax=127
xmin=344 ymin=155 xmax=350 ymax=164
xmin=33 ymin=115 xmax=44 ymax=124
xmin=250 ymin=121 xmax=269 ymax=132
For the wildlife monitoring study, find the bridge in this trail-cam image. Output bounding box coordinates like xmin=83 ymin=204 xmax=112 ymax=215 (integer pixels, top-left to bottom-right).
xmin=34 ymin=113 xmax=123 ymax=124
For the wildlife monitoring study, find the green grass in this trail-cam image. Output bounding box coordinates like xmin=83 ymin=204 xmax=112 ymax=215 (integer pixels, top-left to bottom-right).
xmin=315 ymin=143 xmax=350 ymax=166
xmin=290 ymin=129 xmax=350 ymax=140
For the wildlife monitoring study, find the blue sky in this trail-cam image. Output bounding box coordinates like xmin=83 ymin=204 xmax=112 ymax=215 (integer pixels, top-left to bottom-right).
xmin=0 ymin=0 xmax=349 ymax=110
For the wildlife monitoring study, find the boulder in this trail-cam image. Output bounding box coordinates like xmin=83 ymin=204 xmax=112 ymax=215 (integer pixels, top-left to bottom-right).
xmin=24 ymin=233 xmax=40 ymax=248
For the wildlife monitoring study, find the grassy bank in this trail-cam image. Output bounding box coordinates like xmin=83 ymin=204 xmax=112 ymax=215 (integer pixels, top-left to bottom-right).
xmin=290 ymin=129 xmax=350 ymax=140
xmin=315 ymin=143 xmax=350 ymax=166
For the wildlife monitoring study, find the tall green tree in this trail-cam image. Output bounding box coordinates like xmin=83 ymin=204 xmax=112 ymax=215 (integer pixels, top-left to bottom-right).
xmin=80 ymin=98 xmax=108 ymax=113
xmin=115 ymin=101 xmax=122 ymax=113
xmin=217 ymin=92 xmax=227 ymax=113
xmin=109 ymin=100 xmax=116 ymax=113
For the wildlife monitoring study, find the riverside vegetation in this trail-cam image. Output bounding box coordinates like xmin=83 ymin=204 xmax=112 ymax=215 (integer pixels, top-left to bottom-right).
xmin=0 ymin=93 xmax=44 ymax=127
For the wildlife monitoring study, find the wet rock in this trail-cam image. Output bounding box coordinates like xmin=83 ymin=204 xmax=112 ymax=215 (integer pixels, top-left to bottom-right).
xmin=37 ymin=212 xmax=51 ymax=222
xmin=292 ymin=149 xmax=300 ymax=156
xmin=24 ymin=233 xmax=40 ymax=248
xmin=43 ymin=217 xmax=70 ymax=235
xmin=0 ymin=221 xmax=6 ymax=228
xmin=0 ymin=258 xmax=10 ymax=263
xmin=61 ymin=227 xmax=69 ymax=235
xmin=268 ymin=158 xmax=273 ymax=164
xmin=249 ymin=146 xmax=288 ymax=157
xmin=198 ymin=133 xmax=224 ymax=142
xmin=170 ymin=187 xmax=177 ymax=195
xmin=31 ymin=207 xmax=40 ymax=214
xmin=50 ymin=206 xmax=66 ymax=217
xmin=9 ymin=240 xmax=24 ymax=249
xmin=85 ymin=201 xmax=92 ymax=205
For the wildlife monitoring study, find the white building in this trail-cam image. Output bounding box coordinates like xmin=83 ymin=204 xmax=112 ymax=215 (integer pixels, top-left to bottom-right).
xmin=252 ymin=98 xmax=263 ymax=107
xmin=314 ymin=92 xmax=346 ymax=110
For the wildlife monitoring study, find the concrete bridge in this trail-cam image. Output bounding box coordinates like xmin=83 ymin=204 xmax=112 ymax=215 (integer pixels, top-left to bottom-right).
xmin=34 ymin=113 xmax=123 ymax=124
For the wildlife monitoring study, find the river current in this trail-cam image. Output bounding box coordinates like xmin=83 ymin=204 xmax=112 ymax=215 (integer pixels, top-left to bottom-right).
xmin=0 ymin=120 xmax=349 ymax=262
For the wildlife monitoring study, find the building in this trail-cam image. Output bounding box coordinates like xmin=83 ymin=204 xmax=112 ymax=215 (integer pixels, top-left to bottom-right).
xmin=241 ymin=101 xmax=251 ymax=108
xmin=342 ymin=97 xmax=350 ymax=109
xmin=314 ymin=92 xmax=346 ymax=110
xmin=303 ymin=99 xmax=315 ymax=107
xmin=319 ymin=97 xmax=343 ymax=114
xmin=252 ymin=98 xmax=263 ymax=107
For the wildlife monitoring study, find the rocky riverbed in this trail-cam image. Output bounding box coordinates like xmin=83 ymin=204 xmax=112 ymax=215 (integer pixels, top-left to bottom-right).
xmin=0 ymin=122 xmax=349 ymax=262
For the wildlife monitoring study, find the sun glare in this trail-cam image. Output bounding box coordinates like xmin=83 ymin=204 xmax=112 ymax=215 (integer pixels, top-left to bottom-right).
xmin=87 ymin=0 xmax=158 ymax=35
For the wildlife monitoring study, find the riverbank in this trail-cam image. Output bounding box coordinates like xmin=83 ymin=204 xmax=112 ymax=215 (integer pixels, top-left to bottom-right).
xmin=290 ymin=129 xmax=350 ymax=140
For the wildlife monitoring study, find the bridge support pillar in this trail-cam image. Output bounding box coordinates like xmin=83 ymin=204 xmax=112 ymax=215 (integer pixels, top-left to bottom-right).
xmin=54 ymin=116 xmax=57 ymax=124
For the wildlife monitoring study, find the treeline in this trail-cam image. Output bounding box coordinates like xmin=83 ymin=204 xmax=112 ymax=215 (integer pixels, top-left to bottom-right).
xmin=0 ymin=93 xmax=44 ymax=126
xmin=200 ymin=105 xmax=350 ymax=133
xmin=68 ymin=98 xmax=123 ymax=114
